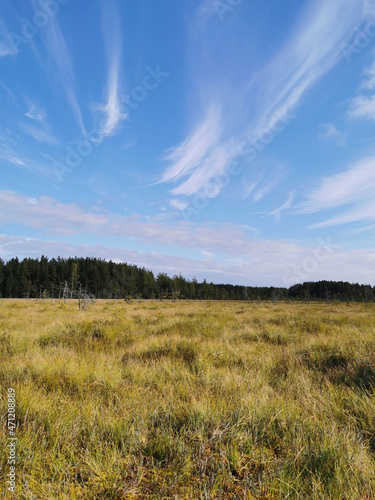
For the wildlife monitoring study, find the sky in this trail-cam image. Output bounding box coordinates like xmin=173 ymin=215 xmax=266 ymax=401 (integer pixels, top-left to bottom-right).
xmin=1 ymin=0 xmax=375 ymax=287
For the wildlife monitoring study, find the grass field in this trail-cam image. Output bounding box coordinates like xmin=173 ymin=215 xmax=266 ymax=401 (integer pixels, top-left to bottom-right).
xmin=0 ymin=299 xmax=375 ymax=499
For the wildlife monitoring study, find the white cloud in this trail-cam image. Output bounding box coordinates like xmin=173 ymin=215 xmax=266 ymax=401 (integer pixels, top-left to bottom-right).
xmin=348 ymin=56 xmax=375 ymax=121
xmin=170 ymin=199 xmax=189 ymax=211
xmin=200 ymin=250 xmax=214 ymax=259
xmin=299 ymin=156 xmax=375 ymax=227
xmin=196 ymin=0 xmax=217 ymax=22
xmin=253 ymin=182 xmax=274 ymax=203
xmin=25 ymin=102 xmax=46 ymax=122
xmin=97 ymin=0 xmax=127 ymax=136
xmin=0 ymin=17 xmax=18 ymax=57
xmin=161 ymin=105 xmax=224 ymax=187
xmin=19 ymin=122 xmax=58 ymax=145
xmin=0 ymin=81 xmax=15 ymax=100
xmin=242 ymin=164 xmax=287 ymax=203
xmin=300 ymin=157 xmax=375 ymax=212
xmin=242 ymin=181 xmax=260 ymax=199
xmin=252 ymin=0 xmax=366 ymax=134
xmin=252 ymin=167 xmax=287 ymax=203
xmin=344 ymin=224 xmax=375 ymax=235
xmin=0 ymin=40 xmax=17 ymax=57
xmin=2 ymin=154 xmax=25 ymax=167
xmin=348 ymin=95 xmax=375 ymax=121
xmin=265 ymin=192 xmax=295 ymax=223
xmin=40 ymin=18 xmax=85 ymax=134
xmin=318 ymin=123 xmax=347 ymax=146
xmin=0 ymin=190 xmax=109 ymax=233
xmin=361 ymin=56 xmax=375 ymax=90
xmin=310 ymin=202 xmax=375 ymax=228
xmin=0 ymin=136 xmax=55 ymax=179
xmin=99 ymin=63 xmax=126 ymax=136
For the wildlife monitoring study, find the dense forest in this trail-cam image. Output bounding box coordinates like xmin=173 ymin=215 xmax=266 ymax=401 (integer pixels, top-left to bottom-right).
xmin=0 ymin=256 xmax=373 ymax=302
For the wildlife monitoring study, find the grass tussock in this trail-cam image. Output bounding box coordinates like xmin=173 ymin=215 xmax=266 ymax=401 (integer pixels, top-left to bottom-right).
xmin=0 ymin=299 xmax=374 ymax=498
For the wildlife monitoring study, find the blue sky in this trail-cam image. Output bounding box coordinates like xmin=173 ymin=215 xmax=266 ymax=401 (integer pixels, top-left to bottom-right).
xmin=1 ymin=0 xmax=375 ymax=286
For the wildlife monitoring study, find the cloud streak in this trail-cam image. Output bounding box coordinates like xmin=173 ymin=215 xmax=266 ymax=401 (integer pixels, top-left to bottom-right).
xmin=349 ymin=95 xmax=375 ymax=121
xmin=19 ymin=122 xmax=58 ymax=145
xmin=161 ymin=0 xmax=369 ymax=201
xmin=0 ymin=39 xmax=18 ymax=57
xmin=41 ymin=17 xmax=85 ymax=134
xmin=318 ymin=123 xmax=347 ymax=146
xmin=25 ymin=101 xmax=46 ymax=122
xmin=299 ymin=156 xmax=375 ymax=227
xmin=0 ymin=136 xmax=56 ymax=179
xmin=0 ymin=16 xmax=18 ymax=57
xmin=162 ymin=105 xmax=222 ymax=185
xmin=97 ymin=0 xmax=126 ymax=136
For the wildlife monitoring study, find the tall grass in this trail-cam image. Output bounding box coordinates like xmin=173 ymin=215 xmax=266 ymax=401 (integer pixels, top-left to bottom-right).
xmin=0 ymin=299 xmax=374 ymax=498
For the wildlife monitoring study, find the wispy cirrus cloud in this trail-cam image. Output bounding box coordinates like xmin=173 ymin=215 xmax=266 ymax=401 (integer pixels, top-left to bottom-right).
xmin=0 ymin=39 xmax=17 ymax=57
xmin=249 ymin=0 xmax=367 ymax=135
xmin=318 ymin=123 xmax=347 ymax=146
xmin=19 ymin=122 xmax=59 ymax=145
xmin=170 ymin=199 xmax=189 ymax=211
xmin=348 ymin=95 xmax=375 ymax=121
xmin=299 ymin=156 xmax=375 ymax=228
xmin=264 ymin=192 xmax=295 ymax=223
xmin=96 ymin=0 xmax=126 ymax=136
xmin=99 ymin=59 xmax=126 ymax=136
xmin=361 ymin=55 xmax=375 ymax=90
xmin=0 ymin=81 xmax=15 ymax=100
xmin=25 ymin=101 xmax=46 ymax=122
xmin=161 ymin=0 xmax=369 ymax=201
xmin=0 ymin=16 xmax=18 ymax=57
xmin=162 ymin=105 xmax=222 ymax=185
xmin=247 ymin=165 xmax=288 ymax=203
xmin=0 ymin=152 xmax=25 ymax=167
xmin=162 ymin=105 xmax=241 ymax=196
xmin=348 ymin=55 xmax=375 ymax=121
xmin=22 ymin=99 xmax=56 ymax=145
xmin=196 ymin=0 xmax=219 ymax=23
xmin=0 ymin=135 xmax=56 ymax=179
xmin=40 ymin=17 xmax=85 ymax=134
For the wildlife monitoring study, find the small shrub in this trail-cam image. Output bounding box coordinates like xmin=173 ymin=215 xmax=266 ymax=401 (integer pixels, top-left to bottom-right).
xmin=37 ymin=322 xmax=109 ymax=349
xmin=260 ymin=329 xmax=288 ymax=346
xmin=122 ymin=340 xmax=200 ymax=372
xmin=301 ymin=345 xmax=348 ymax=373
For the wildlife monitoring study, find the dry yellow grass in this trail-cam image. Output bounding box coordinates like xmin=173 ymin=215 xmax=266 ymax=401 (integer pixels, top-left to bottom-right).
xmin=1 ymin=299 xmax=375 ymax=499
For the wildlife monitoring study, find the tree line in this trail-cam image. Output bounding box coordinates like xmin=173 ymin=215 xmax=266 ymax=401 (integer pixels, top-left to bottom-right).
xmin=0 ymin=256 xmax=373 ymax=302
